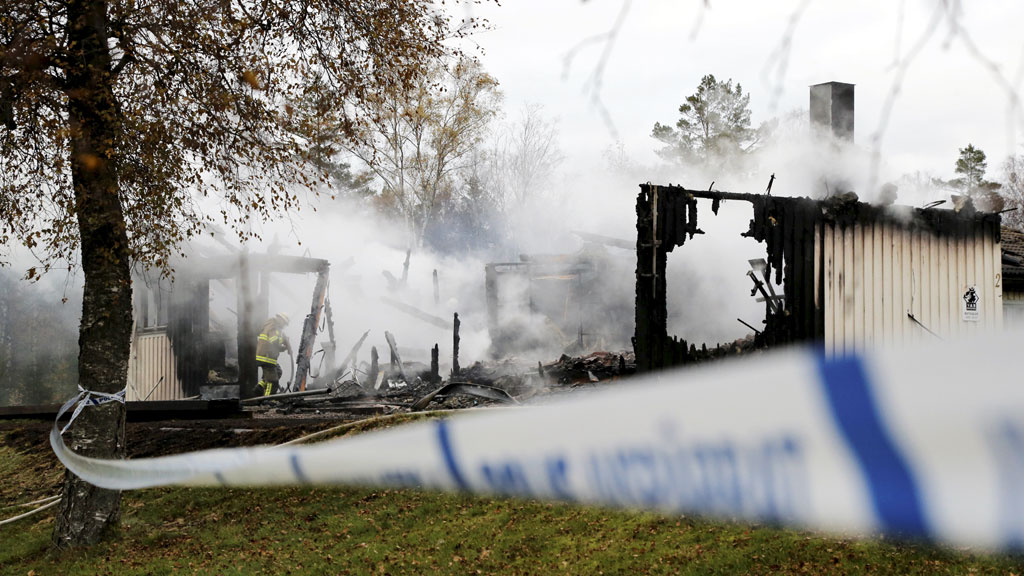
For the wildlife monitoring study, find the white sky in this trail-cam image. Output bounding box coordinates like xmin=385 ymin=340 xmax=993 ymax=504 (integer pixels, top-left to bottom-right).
xmin=468 ymin=0 xmax=1024 ymax=182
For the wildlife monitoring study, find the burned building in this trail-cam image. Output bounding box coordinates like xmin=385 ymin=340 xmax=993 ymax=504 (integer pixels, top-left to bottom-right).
xmin=128 ymin=252 xmax=335 ymax=400
xmin=633 ymin=185 xmax=1004 ymax=371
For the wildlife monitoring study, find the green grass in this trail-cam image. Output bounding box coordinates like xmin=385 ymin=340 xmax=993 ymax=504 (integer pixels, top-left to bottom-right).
xmin=3 ymin=427 xmax=1024 ymax=575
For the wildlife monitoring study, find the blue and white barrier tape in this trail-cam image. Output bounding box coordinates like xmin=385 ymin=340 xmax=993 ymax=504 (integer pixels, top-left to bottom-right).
xmin=51 ymin=333 xmax=1024 ymax=549
xmin=58 ymin=384 xmax=126 ymax=435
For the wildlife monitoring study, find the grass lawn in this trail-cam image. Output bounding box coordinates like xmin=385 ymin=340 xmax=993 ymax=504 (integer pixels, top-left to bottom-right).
xmin=2 ymin=419 xmax=1023 ymax=575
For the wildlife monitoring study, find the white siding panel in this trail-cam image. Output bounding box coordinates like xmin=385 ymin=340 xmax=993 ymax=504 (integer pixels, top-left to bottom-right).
xmin=843 ymin=225 xmax=855 ymax=355
xmin=881 ymin=223 xmax=892 ymax=346
xmin=929 ymin=233 xmax=940 ymax=336
xmin=127 ymin=331 xmax=184 ymax=401
xmin=821 ymin=220 xmax=1001 ymax=357
xmin=824 ymin=225 xmax=835 ymax=355
xmin=938 ymin=234 xmax=950 ymax=335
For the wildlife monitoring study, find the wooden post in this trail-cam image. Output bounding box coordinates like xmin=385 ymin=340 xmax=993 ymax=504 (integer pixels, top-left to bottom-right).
xmin=634 ymin=186 xmax=660 ymax=372
xmin=484 ymin=265 xmax=498 ymax=334
xmin=452 ymin=312 xmax=461 ymax=376
xmin=368 ymin=346 xmax=379 ymax=387
xmin=255 ymin=271 xmax=269 ymax=334
xmin=237 ymin=251 xmax=258 ymax=398
xmin=430 ymin=343 xmax=439 ymax=382
xmin=433 ymin=269 xmax=439 ymax=306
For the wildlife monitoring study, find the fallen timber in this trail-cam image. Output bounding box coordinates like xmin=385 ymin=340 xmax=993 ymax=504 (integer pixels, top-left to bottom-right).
xmin=380 ymin=296 xmax=450 ymax=330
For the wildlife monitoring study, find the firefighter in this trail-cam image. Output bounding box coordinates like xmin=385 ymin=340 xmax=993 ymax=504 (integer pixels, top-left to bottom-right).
xmin=256 ymin=312 xmax=292 ymax=396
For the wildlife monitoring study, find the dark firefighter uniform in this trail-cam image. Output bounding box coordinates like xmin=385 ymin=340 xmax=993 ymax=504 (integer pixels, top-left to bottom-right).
xmin=256 ymin=313 xmax=292 ymax=396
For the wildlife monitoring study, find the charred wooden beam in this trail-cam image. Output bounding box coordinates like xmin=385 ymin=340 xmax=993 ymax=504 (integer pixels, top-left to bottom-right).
xmin=452 ymin=312 xmax=461 ymax=376
xmin=737 ymin=317 xmax=762 ymax=336
xmin=634 ymin=185 xmax=671 ymax=371
xmin=240 ymin=387 xmax=330 ymax=405
xmin=401 ymin=249 xmax=411 ymax=286
xmin=185 ymin=253 xmax=330 ymax=279
xmin=321 ymin=299 xmax=337 ymax=374
xmin=410 ymin=382 xmax=517 ymax=411
xmin=335 ymin=330 xmax=369 ymax=381
xmin=380 ymin=296 xmax=449 ymax=330
xmin=324 ymin=297 xmax=336 ymax=344
xmin=430 ymin=344 xmax=440 ymax=383
xmin=368 ymin=346 xmax=379 ymax=387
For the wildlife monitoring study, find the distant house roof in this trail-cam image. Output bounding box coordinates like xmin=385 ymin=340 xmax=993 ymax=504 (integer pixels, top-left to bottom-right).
xmin=1003 ymin=227 xmax=1024 ymax=292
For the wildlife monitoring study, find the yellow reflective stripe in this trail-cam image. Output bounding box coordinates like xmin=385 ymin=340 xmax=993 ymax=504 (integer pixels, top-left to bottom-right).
xmin=256 ymin=355 xmax=277 ymax=365
xmin=259 ymin=334 xmax=281 ymax=343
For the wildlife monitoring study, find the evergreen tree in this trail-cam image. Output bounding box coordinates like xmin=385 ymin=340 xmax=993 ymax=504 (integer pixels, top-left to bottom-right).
xmin=954 ymin=144 xmax=989 ymax=190
xmin=652 ymin=74 xmax=761 ymax=166
xmin=950 ymin=144 xmax=1002 ymax=211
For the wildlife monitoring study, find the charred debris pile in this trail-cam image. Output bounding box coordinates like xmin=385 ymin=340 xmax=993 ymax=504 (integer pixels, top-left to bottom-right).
xmin=243 ymin=336 xmax=764 ymax=418
xmin=242 ymin=318 xmax=643 ymax=417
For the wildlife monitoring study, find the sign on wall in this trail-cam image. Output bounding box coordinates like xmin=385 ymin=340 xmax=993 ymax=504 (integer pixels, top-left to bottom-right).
xmin=962 ymin=285 xmax=980 ymax=322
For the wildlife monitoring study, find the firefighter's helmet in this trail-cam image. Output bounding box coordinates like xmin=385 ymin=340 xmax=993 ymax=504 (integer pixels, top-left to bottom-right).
xmin=275 ymin=312 xmax=290 ymax=326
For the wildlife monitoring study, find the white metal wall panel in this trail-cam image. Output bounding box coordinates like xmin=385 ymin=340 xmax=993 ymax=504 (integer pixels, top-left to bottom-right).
xmin=1005 ymin=291 xmax=1024 ymax=329
xmin=127 ymin=331 xmax=184 ymax=401
xmin=820 ymin=221 xmax=1002 ymax=355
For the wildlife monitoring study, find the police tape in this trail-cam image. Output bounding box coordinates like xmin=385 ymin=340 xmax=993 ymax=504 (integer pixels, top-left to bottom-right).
xmin=51 ymin=333 xmax=1024 ymax=550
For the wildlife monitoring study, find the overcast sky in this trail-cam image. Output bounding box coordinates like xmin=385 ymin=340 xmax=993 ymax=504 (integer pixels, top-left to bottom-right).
xmin=468 ymin=1 xmax=1024 ymax=183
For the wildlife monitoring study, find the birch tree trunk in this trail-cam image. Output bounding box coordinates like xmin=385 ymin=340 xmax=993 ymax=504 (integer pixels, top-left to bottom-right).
xmin=52 ymin=0 xmax=132 ymax=549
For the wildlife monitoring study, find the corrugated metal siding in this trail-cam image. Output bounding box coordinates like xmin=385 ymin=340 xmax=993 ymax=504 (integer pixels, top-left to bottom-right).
xmin=820 ymin=221 xmax=1002 ymax=356
xmin=127 ymin=331 xmax=185 ymax=401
